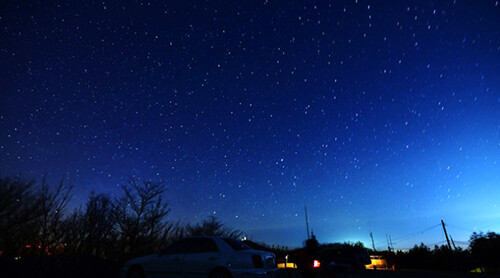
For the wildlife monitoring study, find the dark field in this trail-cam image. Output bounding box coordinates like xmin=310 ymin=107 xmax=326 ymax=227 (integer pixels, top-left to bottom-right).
xmin=279 ymin=269 xmax=500 ymax=278
xmin=4 ymin=265 xmax=500 ymax=278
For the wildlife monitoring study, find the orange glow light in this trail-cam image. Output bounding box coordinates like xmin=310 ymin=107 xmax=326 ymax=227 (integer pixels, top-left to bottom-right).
xmin=313 ymin=260 xmax=321 ymax=268
xmin=277 ymin=263 xmax=297 ymax=269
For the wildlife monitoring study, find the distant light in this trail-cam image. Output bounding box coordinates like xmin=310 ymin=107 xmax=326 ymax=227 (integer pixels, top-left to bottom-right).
xmin=313 ymin=260 xmax=321 ymax=268
xmin=277 ymin=263 xmax=297 ymax=269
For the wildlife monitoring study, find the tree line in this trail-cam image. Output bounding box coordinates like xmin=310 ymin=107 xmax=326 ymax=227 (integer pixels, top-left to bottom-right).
xmin=0 ymin=176 xmax=241 ymax=277
xmin=1 ymin=176 xmax=499 ymax=276
xmin=389 ymin=232 xmax=500 ymax=272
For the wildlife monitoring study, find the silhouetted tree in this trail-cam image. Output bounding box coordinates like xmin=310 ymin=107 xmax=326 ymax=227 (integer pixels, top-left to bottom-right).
xmin=406 ymin=243 xmax=432 ymax=269
xmin=470 ymin=232 xmax=500 ymax=270
xmin=59 ymin=210 xmax=84 ymax=255
xmin=158 ymin=221 xmax=186 ymax=249
xmin=37 ymin=177 xmax=73 ymax=256
xmin=113 ymin=179 xmax=170 ymax=258
xmin=1 ymin=175 xmax=264 ymax=278
xmin=392 ymin=242 xmax=472 ymax=271
xmin=186 ymin=216 xmax=243 ymax=238
xmin=59 ymin=192 xmax=131 ymax=258
xmin=78 ymin=193 xmax=117 ymax=257
xmin=431 ymin=244 xmax=453 ymax=269
xmin=0 ymin=177 xmax=41 ymax=257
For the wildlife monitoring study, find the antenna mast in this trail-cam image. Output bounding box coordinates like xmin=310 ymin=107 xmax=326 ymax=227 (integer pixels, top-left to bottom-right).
xmin=305 ymin=205 xmax=310 ymax=239
xmin=450 ymin=234 xmax=457 ymax=250
xmin=370 ymin=232 xmax=376 ymax=251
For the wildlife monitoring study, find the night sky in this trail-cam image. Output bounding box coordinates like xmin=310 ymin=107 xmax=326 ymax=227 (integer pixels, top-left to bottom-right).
xmin=2 ymin=0 xmax=500 ymax=249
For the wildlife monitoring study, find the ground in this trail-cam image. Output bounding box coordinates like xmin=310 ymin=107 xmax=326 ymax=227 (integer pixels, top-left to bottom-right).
xmin=277 ymin=269 xmax=500 ymax=278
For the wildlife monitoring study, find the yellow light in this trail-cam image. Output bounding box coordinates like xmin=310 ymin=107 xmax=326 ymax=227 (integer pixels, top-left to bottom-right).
xmin=365 ymin=256 xmax=388 ymax=269
xmin=277 ymin=263 xmax=297 ymax=269
xmin=313 ymin=260 xmax=321 ymax=268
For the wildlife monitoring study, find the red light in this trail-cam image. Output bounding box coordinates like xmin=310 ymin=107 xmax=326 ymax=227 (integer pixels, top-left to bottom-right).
xmin=313 ymin=260 xmax=321 ymax=268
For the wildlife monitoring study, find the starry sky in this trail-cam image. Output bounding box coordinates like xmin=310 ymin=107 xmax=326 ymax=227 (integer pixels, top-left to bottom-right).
xmin=1 ymin=0 xmax=500 ymax=249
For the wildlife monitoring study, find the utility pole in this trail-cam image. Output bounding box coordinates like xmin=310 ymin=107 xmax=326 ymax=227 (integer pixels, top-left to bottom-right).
xmin=441 ymin=219 xmax=452 ymax=250
xmin=450 ymin=234 xmax=457 ymax=250
xmin=386 ymin=234 xmax=391 ymax=252
xmin=370 ymin=232 xmax=376 ymax=251
xmin=389 ymin=235 xmax=394 ymax=251
xmin=305 ymin=205 xmax=310 ymax=239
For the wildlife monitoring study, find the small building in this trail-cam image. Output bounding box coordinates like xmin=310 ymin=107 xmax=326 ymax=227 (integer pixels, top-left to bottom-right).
xmin=365 ymin=255 xmax=388 ymax=270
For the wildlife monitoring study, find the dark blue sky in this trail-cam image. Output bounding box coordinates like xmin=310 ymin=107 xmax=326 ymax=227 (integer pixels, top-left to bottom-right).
xmin=1 ymin=0 xmax=500 ymax=249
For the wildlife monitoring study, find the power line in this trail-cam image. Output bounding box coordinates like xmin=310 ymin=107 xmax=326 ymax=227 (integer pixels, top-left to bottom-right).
xmin=446 ymin=224 xmax=474 ymax=233
xmin=372 ymin=222 xmax=476 ymax=250
xmin=374 ymin=223 xmax=441 ymax=245
xmin=390 ymin=223 xmax=441 ymax=244
xmin=446 ymin=220 xmax=500 ymax=234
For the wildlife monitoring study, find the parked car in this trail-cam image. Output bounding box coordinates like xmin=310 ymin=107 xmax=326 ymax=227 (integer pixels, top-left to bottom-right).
xmin=121 ymin=237 xmax=279 ymax=278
